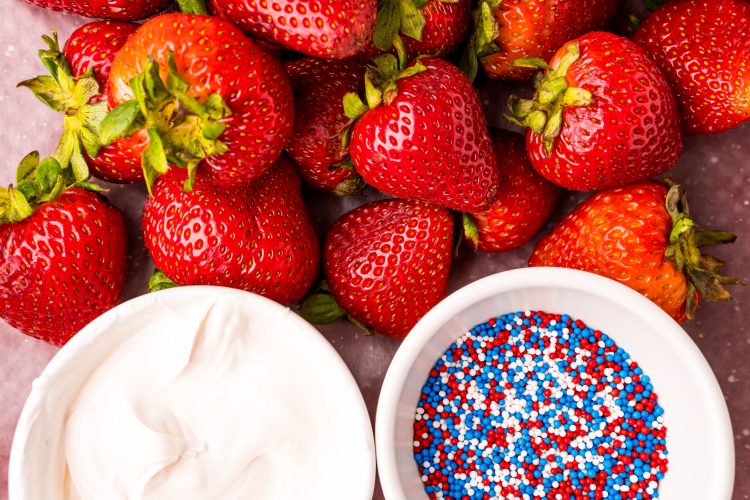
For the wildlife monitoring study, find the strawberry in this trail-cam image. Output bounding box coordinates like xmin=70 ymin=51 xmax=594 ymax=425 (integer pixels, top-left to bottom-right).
xmin=359 ymin=0 xmax=472 ymax=60
xmin=20 ymin=26 xmax=146 ymax=184
xmin=461 ymin=0 xmax=621 ymax=81
xmin=633 ymin=0 xmax=750 ymax=134
xmin=463 ymin=130 xmax=562 ymax=252
xmin=20 ymin=0 xmax=171 ymax=20
xmin=0 ymin=152 xmax=127 ymax=346
xmin=346 ymin=48 xmax=499 ymax=212
xmin=302 ymin=199 xmax=453 ymax=338
xmin=529 ymin=181 xmax=738 ymax=322
xmin=208 ymin=0 xmax=377 ymax=59
xmin=285 ymin=58 xmax=366 ymax=195
xmin=142 ymin=155 xmax=320 ymax=304
xmin=100 ymin=13 xmax=294 ymax=191
xmin=506 ymin=32 xmax=683 ymax=191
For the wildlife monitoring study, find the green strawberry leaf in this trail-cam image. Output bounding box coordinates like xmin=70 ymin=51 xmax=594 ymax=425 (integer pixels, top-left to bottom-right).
xmin=35 ymin=156 xmax=62 ymax=193
xmin=142 ymin=128 xmax=169 ymax=194
xmin=167 ymin=53 xmax=189 ymax=94
xmin=343 ymin=92 xmax=368 ymax=120
xmin=70 ymin=181 xmax=107 ymax=192
xmin=70 ymin=144 xmax=90 ymax=183
xmin=149 ymin=270 xmax=179 ymax=292
xmin=300 ymin=286 xmax=348 ymax=325
xmin=373 ymin=0 xmax=402 ymax=51
xmin=462 ymin=213 xmax=479 ymax=248
xmin=53 ymin=129 xmax=76 ymax=169
xmin=72 ymin=76 xmax=100 ymax=106
xmin=177 ymin=0 xmax=208 ymax=15
xmin=17 ymin=75 xmax=64 ymax=112
xmin=398 ymin=0 xmax=426 ymax=42
xmin=183 ymin=162 xmax=198 ymax=193
xmin=201 ymin=121 xmax=226 ymax=141
xmin=99 ymin=100 xmax=144 ymax=146
xmin=16 ymin=151 xmax=40 ymax=185
xmin=7 ymin=187 xmax=33 ymax=223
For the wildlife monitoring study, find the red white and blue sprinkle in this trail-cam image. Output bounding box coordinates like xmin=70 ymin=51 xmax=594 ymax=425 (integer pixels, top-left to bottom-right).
xmin=413 ymin=310 xmax=668 ymax=500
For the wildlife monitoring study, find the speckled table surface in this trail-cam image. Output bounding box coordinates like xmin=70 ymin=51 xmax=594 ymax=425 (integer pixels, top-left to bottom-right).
xmin=0 ymin=1 xmax=748 ymax=499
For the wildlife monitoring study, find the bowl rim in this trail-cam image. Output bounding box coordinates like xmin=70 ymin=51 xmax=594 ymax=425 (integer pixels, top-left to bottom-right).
xmin=9 ymin=285 xmax=376 ymax=500
xmin=375 ymin=267 xmax=734 ymax=500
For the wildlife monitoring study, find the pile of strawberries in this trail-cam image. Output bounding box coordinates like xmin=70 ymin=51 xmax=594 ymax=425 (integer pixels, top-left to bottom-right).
xmin=1 ymin=0 xmax=747 ymax=345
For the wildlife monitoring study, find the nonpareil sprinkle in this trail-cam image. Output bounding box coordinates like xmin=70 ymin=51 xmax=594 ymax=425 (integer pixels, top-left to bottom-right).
xmin=413 ymin=311 xmax=668 ymax=500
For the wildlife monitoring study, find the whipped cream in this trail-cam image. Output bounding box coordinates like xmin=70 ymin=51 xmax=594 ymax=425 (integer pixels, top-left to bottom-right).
xmin=12 ymin=292 xmax=374 ymax=500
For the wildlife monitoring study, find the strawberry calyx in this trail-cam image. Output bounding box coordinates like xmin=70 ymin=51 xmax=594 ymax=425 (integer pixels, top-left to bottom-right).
xmin=300 ymin=280 xmax=349 ymax=324
xmin=300 ymin=280 xmax=376 ymax=335
xmin=329 ymin=159 xmax=366 ymax=196
xmin=148 ymin=269 xmax=178 ymax=292
xmin=459 ymin=0 xmax=502 ymax=81
xmin=0 ymin=151 xmax=105 ymax=224
xmin=462 ymin=212 xmax=480 ymax=248
xmin=99 ymin=54 xmax=232 ymax=194
xmin=372 ymin=0 xmax=428 ymax=52
xmin=17 ymin=32 xmax=107 ymax=184
xmin=505 ymin=42 xmax=594 ymax=155
xmin=663 ymin=183 xmax=739 ymax=319
xmin=176 ymin=0 xmax=208 ymax=14
xmin=343 ymin=37 xmax=427 ymax=121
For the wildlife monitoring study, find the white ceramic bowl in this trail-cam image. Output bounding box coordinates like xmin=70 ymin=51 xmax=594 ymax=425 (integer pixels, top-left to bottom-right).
xmin=376 ymin=267 xmax=734 ymax=500
xmin=9 ymin=286 xmax=375 ymax=500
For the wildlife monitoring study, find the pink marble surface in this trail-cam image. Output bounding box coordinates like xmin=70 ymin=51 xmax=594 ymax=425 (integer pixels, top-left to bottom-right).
xmin=1 ymin=1 xmax=748 ymax=499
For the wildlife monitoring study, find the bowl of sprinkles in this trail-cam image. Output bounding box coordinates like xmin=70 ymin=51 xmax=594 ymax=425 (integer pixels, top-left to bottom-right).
xmin=376 ymin=267 xmax=734 ymax=500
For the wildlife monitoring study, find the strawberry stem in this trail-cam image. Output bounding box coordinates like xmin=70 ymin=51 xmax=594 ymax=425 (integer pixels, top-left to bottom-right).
xmin=663 ymin=183 xmax=739 ymax=319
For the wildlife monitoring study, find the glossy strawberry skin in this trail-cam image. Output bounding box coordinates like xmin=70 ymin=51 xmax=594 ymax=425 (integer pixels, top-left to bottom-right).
xmin=481 ymin=0 xmax=621 ymax=80
xmin=0 ymin=189 xmax=127 ymax=346
xmin=529 ymin=182 xmax=690 ymax=322
xmin=350 ymin=58 xmax=499 ymax=212
xmin=143 ymin=156 xmax=320 ymax=304
xmin=285 ymin=58 xmax=365 ymax=192
xmin=62 ymin=21 xmax=145 ymax=184
xmin=324 ymin=199 xmax=453 ymax=338
xmin=64 ymin=21 xmax=138 ymax=95
xmin=527 ymin=32 xmax=683 ymax=191
xmin=209 ymin=0 xmax=377 ymax=59
xmin=21 ymin=0 xmax=171 ymax=21
xmin=108 ymin=14 xmax=294 ymax=187
xmin=467 ymin=131 xmax=561 ymax=252
xmin=634 ymin=0 xmax=750 ymax=134
xmin=358 ymin=0 xmax=472 ymax=60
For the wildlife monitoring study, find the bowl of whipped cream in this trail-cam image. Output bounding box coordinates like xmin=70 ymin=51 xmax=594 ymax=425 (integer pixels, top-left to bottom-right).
xmin=9 ymin=286 xmax=376 ymax=500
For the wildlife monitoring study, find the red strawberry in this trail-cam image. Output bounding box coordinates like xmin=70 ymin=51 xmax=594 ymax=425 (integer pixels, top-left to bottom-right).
xmin=20 ymin=0 xmax=171 ymax=21
xmin=0 ymin=152 xmax=127 ymax=346
xmin=19 ymin=28 xmax=145 ymax=184
xmin=208 ymin=0 xmax=377 ymax=59
xmin=359 ymin=0 xmax=472 ymax=59
xmin=285 ymin=58 xmax=365 ymax=195
xmin=142 ymin=155 xmax=320 ymax=304
xmin=100 ymin=13 xmax=294 ymax=191
xmin=506 ymin=32 xmax=683 ymax=191
xmin=634 ymin=0 xmax=750 ymax=134
xmin=464 ymin=130 xmax=562 ymax=252
xmin=529 ymin=181 xmax=738 ymax=322
xmin=461 ymin=0 xmax=621 ymax=81
xmin=64 ymin=21 xmax=138 ymax=95
xmin=302 ymin=199 xmax=453 ymax=338
xmin=347 ymin=53 xmax=499 ymax=212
